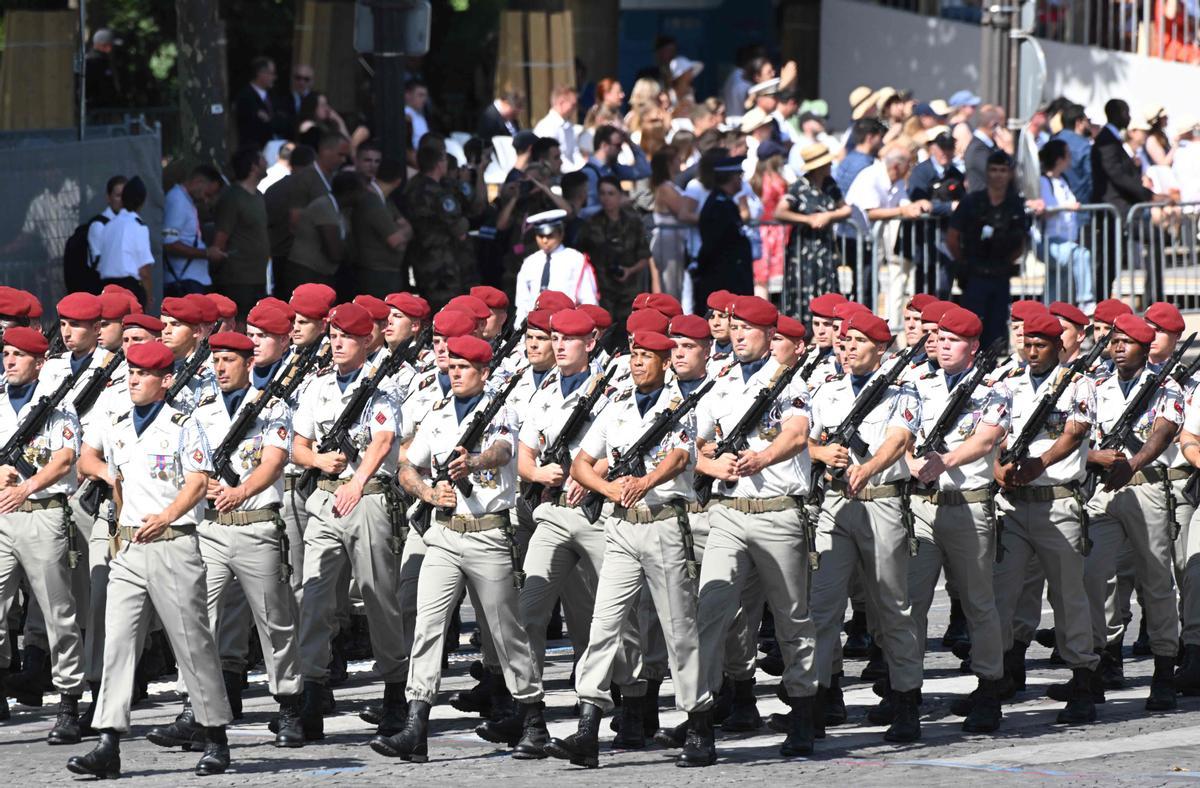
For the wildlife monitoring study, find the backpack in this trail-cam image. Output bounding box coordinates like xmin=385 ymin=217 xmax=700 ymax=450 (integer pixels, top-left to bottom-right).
xmin=63 ymin=214 xmax=106 ymax=294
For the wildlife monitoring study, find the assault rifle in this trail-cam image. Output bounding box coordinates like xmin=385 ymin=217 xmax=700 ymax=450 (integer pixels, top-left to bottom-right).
xmin=489 ymin=319 xmax=525 ymax=372
xmin=72 ymin=349 xmax=124 ymax=419
xmin=165 ymin=338 xmax=210 ymax=406
xmin=911 ymin=338 xmax=1005 ymax=459
xmin=0 ymin=365 xmax=86 ymax=478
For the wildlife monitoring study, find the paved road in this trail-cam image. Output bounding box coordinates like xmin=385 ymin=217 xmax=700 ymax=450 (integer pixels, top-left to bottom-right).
xmin=5 ymin=587 xmax=1199 ymax=786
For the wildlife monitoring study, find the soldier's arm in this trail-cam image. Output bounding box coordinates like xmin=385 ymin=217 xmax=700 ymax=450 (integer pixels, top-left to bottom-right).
xmin=351 ymin=429 xmax=394 ymax=485
xmin=570 ymin=449 xmax=622 ymax=503
xmin=79 ymin=443 xmax=113 ymax=484
xmin=0 ymin=445 xmax=74 ymax=514
xmin=851 ymin=426 xmax=912 ymax=482
xmin=1011 ymin=420 xmax=1089 ymax=485
xmin=1126 ymin=416 xmax=1180 ymax=473
xmin=737 ymin=413 xmax=810 ymax=476
xmin=1181 ymin=428 xmax=1200 ymax=468
xmin=214 ymin=446 xmax=287 ymax=513
xmin=942 ymin=422 xmax=1007 ymax=469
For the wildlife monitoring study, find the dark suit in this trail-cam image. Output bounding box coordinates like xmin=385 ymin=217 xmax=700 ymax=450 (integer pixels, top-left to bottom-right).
xmin=963 ymin=134 xmax=996 ymax=193
xmin=1091 ymin=125 xmax=1153 ymax=298
xmin=271 ymin=91 xmax=304 ymax=140
xmin=477 ymin=104 xmax=518 ymax=140
xmin=695 ymin=191 xmax=752 ymax=310
xmin=907 ymin=159 xmax=964 ymax=299
xmin=234 ymin=84 xmax=278 ymax=151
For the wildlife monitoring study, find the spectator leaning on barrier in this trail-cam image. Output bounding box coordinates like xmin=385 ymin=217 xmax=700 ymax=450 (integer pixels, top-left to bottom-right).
xmin=906 ymin=132 xmax=964 ymax=299
xmin=775 ymin=143 xmax=852 ymax=309
xmin=162 ymin=164 xmax=224 ymax=298
xmin=211 ymin=148 xmax=271 ymax=319
xmin=833 ymin=118 xmax=885 ymax=196
xmin=1037 ymin=140 xmax=1095 ymax=312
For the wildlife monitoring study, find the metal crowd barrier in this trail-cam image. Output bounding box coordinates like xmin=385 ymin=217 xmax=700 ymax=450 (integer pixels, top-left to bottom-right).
xmin=1124 ymin=201 xmax=1200 ymax=311
xmin=1028 ymin=203 xmax=1122 ymax=308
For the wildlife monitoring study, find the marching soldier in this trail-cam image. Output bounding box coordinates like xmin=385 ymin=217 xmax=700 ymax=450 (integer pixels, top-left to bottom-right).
xmin=471 ymin=286 xmax=510 ymax=343
xmin=991 ymin=310 xmax=1099 ymax=725
xmin=66 ymin=341 xmax=233 ymax=779
xmin=160 ymin=297 xmax=217 ymax=407
xmin=291 ymin=304 xmax=406 ymax=740
xmin=901 ymin=294 xmax=936 ymax=350
xmin=771 ymin=315 xmax=807 ymax=366
xmin=801 ymin=293 xmax=848 ymax=386
xmin=383 ymin=293 xmax=432 ymax=378
xmin=548 ymin=330 xmax=715 ymax=769
xmin=381 ymin=335 xmax=546 ymax=762
xmin=906 ymin=307 xmax=1010 ymax=732
xmin=706 ymin=290 xmax=735 ymax=366
xmin=1051 ymin=302 xmax=1089 ymax=364
xmin=353 ymin=294 xmax=392 ymax=369
xmin=808 ymin=310 xmax=924 ymax=743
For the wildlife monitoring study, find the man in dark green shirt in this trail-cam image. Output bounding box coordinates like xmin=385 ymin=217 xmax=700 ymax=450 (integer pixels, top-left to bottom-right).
xmin=212 ymin=148 xmax=271 ymax=319
xmin=351 ymin=160 xmax=412 ymax=298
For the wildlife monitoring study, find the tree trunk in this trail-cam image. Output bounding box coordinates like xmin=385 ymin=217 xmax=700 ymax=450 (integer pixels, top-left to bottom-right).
xmin=176 ymin=0 xmax=228 ymax=167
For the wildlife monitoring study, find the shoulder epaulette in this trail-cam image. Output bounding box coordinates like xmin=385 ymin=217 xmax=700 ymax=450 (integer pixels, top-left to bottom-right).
xmin=919 ymin=371 xmax=938 ymax=380
xmin=717 ymin=363 xmax=735 ymax=378
xmin=539 ymin=373 xmax=556 ymax=391
xmin=134 ymin=216 xmax=146 ymax=226
xmin=612 ymin=388 xmax=632 ymax=402
xmin=171 ymin=412 xmax=191 ymax=425
xmin=1003 ymin=367 xmax=1024 ymax=380
xmin=431 ymin=396 xmax=450 ymax=411
xmin=417 ymin=373 xmax=437 ymax=391
xmin=114 ymin=411 xmax=131 ymax=424
xmin=197 ymin=393 xmax=217 ymax=408
xmin=826 ymin=372 xmax=845 ymax=382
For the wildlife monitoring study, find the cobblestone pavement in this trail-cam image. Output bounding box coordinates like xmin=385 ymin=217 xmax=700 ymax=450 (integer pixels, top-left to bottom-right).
xmin=7 ymin=588 xmax=1200 ymax=786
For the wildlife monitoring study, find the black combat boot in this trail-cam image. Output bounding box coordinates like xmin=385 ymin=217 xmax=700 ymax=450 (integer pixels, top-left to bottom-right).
xmin=66 ymin=729 xmax=121 ymax=779
xmin=449 ymin=670 xmax=494 ymax=718
xmin=376 ymin=682 xmax=408 ymax=737
xmin=488 ymin=672 xmax=515 ymax=722
xmin=652 ymin=717 xmax=689 ymax=749
xmin=47 ymin=693 xmax=82 ymax=744
xmin=1099 ymin=640 xmax=1124 ymax=689
xmin=1003 ymin=640 xmax=1028 ymax=695
xmin=1132 ymin=616 xmax=1151 ymax=656
xmin=1034 ymin=627 xmax=1057 ymax=649
xmin=299 ymin=680 xmax=326 ymax=740
xmin=711 ymin=676 xmax=734 ymax=725
xmin=1146 ymin=654 xmax=1179 ymax=711
xmin=611 ymin=693 xmax=645 ymax=749
xmin=883 ymin=689 xmax=921 ymax=742
xmin=779 ymin=695 xmax=814 ymax=757
xmin=1047 ymin=656 xmax=1106 ymax=704
xmin=721 ymin=678 xmax=763 ymax=731
xmin=78 ymin=680 xmax=102 ymax=736
xmin=961 ymin=678 xmax=1004 ymax=733
xmin=824 ymin=672 xmax=847 ymax=726
xmin=194 ymin=726 xmax=231 ymax=776
xmin=544 ymin=701 xmax=601 ymax=768
xmin=8 ymin=644 xmax=51 ymax=706
xmin=146 ymin=696 xmax=205 ymax=751
xmin=643 ymin=678 xmax=662 ymax=737
xmin=941 ymin=598 xmax=969 ymax=647
xmin=512 ymin=701 xmax=550 ymax=760
xmin=370 ymin=699 xmax=430 ymax=761
xmin=1055 ymin=668 xmax=1097 ymax=724
xmin=757 ymin=643 xmax=784 ymax=676
xmin=222 ymin=670 xmax=243 ymax=720
xmin=274 ymin=694 xmax=304 ymax=748
xmin=1176 ymin=643 xmax=1200 ymax=695
xmin=861 ymin=644 xmax=888 ymax=681
xmin=842 ymin=610 xmax=873 ymax=659
xmin=676 ymin=710 xmax=717 ymax=767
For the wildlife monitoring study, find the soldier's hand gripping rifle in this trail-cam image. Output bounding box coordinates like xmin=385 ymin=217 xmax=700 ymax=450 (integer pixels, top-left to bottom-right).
xmin=164 ymin=337 xmax=210 ymax=406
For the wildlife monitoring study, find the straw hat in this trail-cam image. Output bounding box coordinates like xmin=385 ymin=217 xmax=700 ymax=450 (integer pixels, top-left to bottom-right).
xmin=799 ymin=143 xmax=835 ymax=173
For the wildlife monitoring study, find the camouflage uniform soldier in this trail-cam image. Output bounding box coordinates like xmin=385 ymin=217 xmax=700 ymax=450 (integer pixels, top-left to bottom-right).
xmin=403 ymin=147 xmax=477 ymax=312
xmin=575 ymin=179 xmax=652 ymax=332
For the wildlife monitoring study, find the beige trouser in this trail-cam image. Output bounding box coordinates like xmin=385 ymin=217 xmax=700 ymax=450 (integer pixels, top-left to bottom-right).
xmin=1104 ymin=544 xmax=1138 ymax=645
xmin=299 ymin=490 xmax=405 ymax=683
xmin=282 ymin=478 xmax=308 ymax=603
xmin=1012 ymin=558 xmax=1046 ymax=646
xmin=811 ymin=493 xmax=923 ymax=691
xmin=21 ymin=494 xmax=91 ymax=654
xmin=94 ymin=533 xmax=232 ymax=732
xmin=407 ymin=520 xmax=542 ymax=705
xmin=574 ymin=513 xmax=712 ymax=713
xmin=199 ymin=519 xmax=302 ymax=696
xmin=1085 ymin=482 xmax=1179 ymax=656
xmin=397 ymin=529 xmax=426 ymax=678
xmin=1179 ymin=482 xmax=1200 ymax=646
xmin=993 ymin=494 xmax=1099 ymax=670
xmin=699 ymin=504 xmax=817 ymax=698
xmin=0 ymin=508 xmax=85 ymax=693
xmin=908 ymin=496 xmax=1004 ymax=679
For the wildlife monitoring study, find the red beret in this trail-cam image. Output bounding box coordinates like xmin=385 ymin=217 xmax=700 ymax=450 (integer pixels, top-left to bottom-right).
xmin=329 ymin=303 xmax=373 ymax=337
xmin=1022 ymin=311 xmax=1063 ymax=339
xmin=470 ymin=285 xmax=510 ymax=310
xmin=98 ymin=292 xmax=135 ymax=320
xmin=184 ymin=293 xmax=219 ymax=324
xmin=906 ymin=293 xmax=937 ymax=313
xmin=832 ymin=301 xmax=870 ymax=321
xmin=579 ymin=304 xmax=612 ymax=330
xmin=56 ymin=292 xmax=102 ymax=321
xmin=161 ymin=296 xmax=204 ymax=326
xmin=290 ymin=292 xmax=330 ymax=320
xmin=535 ymin=290 xmax=575 ymax=312
xmin=1114 ymin=314 xmax=1155 ymax=345
xmin=385 ymin=292 xmax=431 ymax=320
xmin=1092 ymin=298 xmax=1132 ymax=325
xmin=447 ymin=335 xmax=494 ymax=365
xmin=246 ymin=304 xmax=291 ymax=335
xmin=23 ymin=292 xmax=42 ymax=320
xmin=433 ymin=309 xmax=476 ymax=338
xmin=669 ymin=314 xmax=712 ymax=340
xmin=208 ymin=293 xmax=238 ymax=320
xmin=446 ymin=295 xmax=490 ymax=321
xmin=626 ymin=308 xmax=669 ymax=335
xmin=550 ymin=308 xmax=595 ymax=336
xmin=705 ymin=290 xmax=736 ymax=314
xmin=919 ymin=300 xmax=954 ymax=324
xmin=1049 ymin=301 xmax=1088 ymax=327
xmin=809 ymin=292 xmax=848 ymax=319
xmin=937 ymin=306 xmax=983 ymax=338
xmin=631 ymin=293 xmax=652 ymax=310
xmin=526 ymin=309 xmax=554 ymax=334
xmin=631 ymin=331 xmax=675 ymax=353
xmin=258 ymin=297 xmax=296 ymax=321
xmin=776 ymin=315 xmax=807 ymax=340
xmin=730 ymin=295 xmax=779 ymax=327
xmin=209 ymin=331 xmax=255 ymax=353
xmin=353 ymin=294 xmax=390 ymax=321
xmin=122 ymin=313 xmax=164 ymax=333
xmin=101 ymin=283 xmax=138 ymax=305
xmin=644 ymin=293 xmax=683 ymax=318
xmin=1010 ymin=299 xmax=1049 ymax=322
xmin=292 ymin=283 xmax=337 ymax=310
xmin=1145 ymin=301 xmax=1185 ymax=334
xmin=2 ymin=326 xmax=47 ymax=355
xmin=0 ymin=287 xmax=31 ymax=318
xmin=840 ymin=311 xmax=892 ymax=343
xmin=126 ymin=340 xmax=174 ymax=371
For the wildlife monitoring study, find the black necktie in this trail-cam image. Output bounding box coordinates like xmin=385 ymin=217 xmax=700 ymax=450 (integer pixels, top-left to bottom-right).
xmin=540 ymin=251 xmax=552 ymax=289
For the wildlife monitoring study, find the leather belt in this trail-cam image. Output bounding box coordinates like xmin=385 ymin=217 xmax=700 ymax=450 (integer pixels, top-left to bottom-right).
xmin=715 ymin=496 xmax=798 ymax=514
xmin=910 ymin=487 xmax=992 ymax=506
xmin=436 ymin=512 xmax=508 ymax=533
xmin=16 ymin=494 xmax=66 ymax=513
xmin=1002 ymin=485 xmax=1075 ymax=503
xmin=203 ymin=505 xmax=280 ymax=526
xmin=828 ymin=480 xmax=902 ymax=502
xmin=611 ymin=503 xmax=678 ymax=524
xmin=316 ymin=478 xmax=387 ymax=495
xmin=116 ymin=524 xmax=196 ymax=543
xmin=687 ymin=500 xmax=718 ymax=514
xmin=1130 ymin=467 xmax=1190 ymax=485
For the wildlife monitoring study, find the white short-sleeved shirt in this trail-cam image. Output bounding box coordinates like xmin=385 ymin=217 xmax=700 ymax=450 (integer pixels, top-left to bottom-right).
xmin=696 ymin=358 xmax=812 ymax=498
xmin=162 ymin=183 xmax=210 ymax=285
xmin=86 ymin=207 xmax=116 ymax=266
xmin=809 ymin=371 xmax=921 ymax=486
xmin=96 ymin=209 xmax=154 ymax=281
xmin=579 ymin=382 xmax=697 ymax=507
xmin=913 ymin=369 xmax=1012 ymax=490
xmin=845 ymin=159 xmax=905 ymax=213
xmin=400 ymin=369 xmax=452 ymax=443
xmin=108 ymin=405 xmax=210 ymax=527
xmin=293 ymin=370 xmax=400 ymax=479
xmin=519 ymin=370 xmax=611 ymax=465
xmin=0 ymin=383 xmax=80 ymax=498
xmin=1093 ymin=368 xmax=1183 ymax=468
xmin=407 ymin=397 xmax=518 ymax=515
xmin=513 ymin=245 xmax=599 ymax=323
xmin=193 ymin=391 xmax=291 ymax=510
xmin=1003 ymin=365 xmax=1095 ymax=485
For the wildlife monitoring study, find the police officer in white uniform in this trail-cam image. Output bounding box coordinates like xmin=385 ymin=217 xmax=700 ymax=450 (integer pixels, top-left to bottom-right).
xmin=513 ymin=210 xmax=599 ymax=323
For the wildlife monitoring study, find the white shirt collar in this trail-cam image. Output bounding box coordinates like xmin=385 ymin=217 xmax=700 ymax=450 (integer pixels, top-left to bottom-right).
xmin=251 ymin=83 xmax=268 ymax=102
xmin=973 ymin=128 xmax=995 ymax=148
